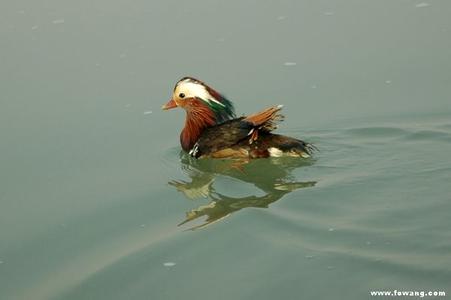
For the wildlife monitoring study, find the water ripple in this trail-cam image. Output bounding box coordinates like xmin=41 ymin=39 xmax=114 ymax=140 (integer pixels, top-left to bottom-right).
xmin=344 ymin=126 xmax=410 ymax=138
xmin=401 ymin=130 xmax=451 ymax=143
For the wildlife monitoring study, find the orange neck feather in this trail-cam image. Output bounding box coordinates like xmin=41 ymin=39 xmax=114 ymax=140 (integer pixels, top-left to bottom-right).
xmin=180 ymin=100 xmax=216 ymax=151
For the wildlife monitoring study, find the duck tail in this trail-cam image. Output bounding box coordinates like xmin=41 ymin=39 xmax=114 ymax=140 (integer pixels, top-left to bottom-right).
xmin=304 ymin=142 xmax=319 ymax=155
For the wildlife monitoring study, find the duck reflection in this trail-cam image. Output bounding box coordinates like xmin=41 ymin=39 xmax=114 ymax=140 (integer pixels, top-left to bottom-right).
xmin=169 ymin=153 xmax=317 ymax=230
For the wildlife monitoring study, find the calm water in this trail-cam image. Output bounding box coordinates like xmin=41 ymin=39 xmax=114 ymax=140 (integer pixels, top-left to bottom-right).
xmin=1 ymin=1 xmax=451 ymax=299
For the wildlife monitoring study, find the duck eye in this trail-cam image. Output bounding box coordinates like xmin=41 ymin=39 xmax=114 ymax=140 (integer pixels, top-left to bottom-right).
xmin=179 ymin=93 xmax=185 ymax=98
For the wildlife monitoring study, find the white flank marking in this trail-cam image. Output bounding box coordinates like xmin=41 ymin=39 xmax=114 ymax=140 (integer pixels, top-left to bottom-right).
xmin=189 ymin=143 xmax=199 ymax=157
xmin=268 ymin=147 xmax=284 ymax=157
xmin=301 ymin=152 xmax=311 ymax=158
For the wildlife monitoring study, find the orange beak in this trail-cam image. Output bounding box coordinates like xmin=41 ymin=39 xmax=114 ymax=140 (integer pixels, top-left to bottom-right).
xmin=162 ymin=98 xmax=178 ymax=110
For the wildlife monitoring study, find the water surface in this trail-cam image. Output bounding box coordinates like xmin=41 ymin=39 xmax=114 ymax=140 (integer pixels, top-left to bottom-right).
xmin=1 ymin=1 xmax=451 ymax=299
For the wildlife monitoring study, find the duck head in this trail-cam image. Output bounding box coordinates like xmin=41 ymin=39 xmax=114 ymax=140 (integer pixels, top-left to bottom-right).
xmin=162 ymin=77 xmax=236 ymax=151
xmin=162 ymin=77 xmax=235 ymax=121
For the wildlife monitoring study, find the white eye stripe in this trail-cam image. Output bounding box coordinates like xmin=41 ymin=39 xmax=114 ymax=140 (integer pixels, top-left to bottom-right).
xmin=207 ymin=97 xmax=225 ymax=107
xmin=178 ymin=82 xmax=209 ymax=99
xmin=177 ymin=82 xmax=224 ymax=107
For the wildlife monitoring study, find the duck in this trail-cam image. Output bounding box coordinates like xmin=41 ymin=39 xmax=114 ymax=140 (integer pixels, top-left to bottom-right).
xmin=162 ymin=77 xmax=315 ymax=159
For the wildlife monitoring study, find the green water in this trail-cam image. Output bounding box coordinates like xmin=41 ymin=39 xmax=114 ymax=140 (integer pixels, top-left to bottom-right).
xmin=1 ymin=1 xmax=451 ymax=299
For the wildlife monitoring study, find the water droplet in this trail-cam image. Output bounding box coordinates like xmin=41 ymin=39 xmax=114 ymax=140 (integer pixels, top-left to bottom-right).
xmin=283 ymin=62 xmax=297 ymax=66
xmin=31 ymin=25 xmax=38 ymax=30
xmin=119 ymin=53 xmax=127 ymax=59
xmin=323 ymin=11 xmax=335 ymax=16
xmin=277 ymin=16 xmax=287 ymax=21
xmin=385 ymin=80 xmax=392 ymax=84
xmin=140 ymin=224 xmax=146 ymax=228
xmin=144 ymin=111 xmax=153 ymax=115
xmin=52 ymin=19 xmax=65 ymax=24
xmin=328 ymin=228 xmax=335 ymax=232
xmin=366 ymin=241 xmax=372 ymax=245
xmin=163 ymin=262 xmax=176 ymax=267
xmin=305 ymin=255 xmax=314 ymax=259
xmin=311 ymin=85 xmax=317 ymax=89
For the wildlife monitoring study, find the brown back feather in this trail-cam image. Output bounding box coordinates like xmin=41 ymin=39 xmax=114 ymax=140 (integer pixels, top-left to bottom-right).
xmin=244 ymin=105 xmax=284 ymax=132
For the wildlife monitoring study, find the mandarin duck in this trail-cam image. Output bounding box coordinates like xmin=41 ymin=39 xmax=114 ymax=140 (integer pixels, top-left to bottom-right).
xmin=162 ymin=77 xmax=315 ymax=159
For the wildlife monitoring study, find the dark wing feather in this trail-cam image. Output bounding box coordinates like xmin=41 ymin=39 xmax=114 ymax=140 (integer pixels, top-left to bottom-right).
xmin=193 ymin=117 xmax=253 ymax=157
